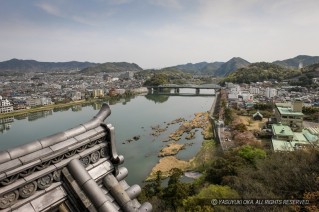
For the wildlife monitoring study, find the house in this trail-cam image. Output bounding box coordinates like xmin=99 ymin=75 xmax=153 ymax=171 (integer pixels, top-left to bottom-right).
xmin=252 ymin=111 xmax=263 ymax=121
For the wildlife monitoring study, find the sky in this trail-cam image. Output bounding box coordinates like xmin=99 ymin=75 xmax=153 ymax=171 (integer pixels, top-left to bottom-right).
xmin=0 ymin=0 xmax=318 ymax=69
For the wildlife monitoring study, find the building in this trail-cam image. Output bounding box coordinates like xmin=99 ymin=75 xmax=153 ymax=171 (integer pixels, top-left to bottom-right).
xmin=265 ymin=87 xmax=277 ymax=98
xmin=274 ymin=101 xmax=304 ymax=131
xmin=0 ymin=104 xmax=152 ymax=211
xmin=0 ymin=95 xmax=14 ymax=113
xmin=271 ymin=123 xmax=318 ymax=151
xmin=69 ymin=91 xmax=82 ymax=101
xmin=26 ymin=98 xmax=41 ymax=107
xmin=249 ymin=86 xmax=260 ymax=94
xmin=92 ymin=89 xmax=104 ymax=98
xmin=40 ymin=97 xmax=52 ymax=105
xmin=252 ymin=111 xmax=263 ymax=121
xmin=119 ymin=71 xmax=134 ymax=80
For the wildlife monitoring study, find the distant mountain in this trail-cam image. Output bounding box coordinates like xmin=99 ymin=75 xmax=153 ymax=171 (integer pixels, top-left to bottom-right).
xmin=199 ymin=62 xmax=225 ymax=75
xmin=172 ymin=62 xmax=224 ymax=75
xmin=304 ymin=63 xmax=319 ymax=72
xmin=273 ymin=55 xmax=319 ymax=69
xmin=80 ymin=62 xmax=143 ymax=74
xmin=223 ymin=62 xmax=301 ymax=84
xmin=215 ymin=57 xmax=250 ymax=77
xmin=0 ymin=59 xmax=97 ymax=72
xmin=167 ymin=57 xmax=249 ymax=76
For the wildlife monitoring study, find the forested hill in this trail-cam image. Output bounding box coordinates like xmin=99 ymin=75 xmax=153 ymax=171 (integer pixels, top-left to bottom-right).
xmin=172 ymin=61 xmax=224 ymax=75
xmin=0 ymin=58 xmax=97 ymax=72
xmin=80 ymin=62 xmax=143 ymax=74
xmin=223 ymin=62 xmax=301 ymax=83
xmin=215 ymin=57 xmax=250 ymax=76
xmin=169 ymin=57 xmax=250 ymax=76
xmin=273 ymin=55 xmax=319 ymax=69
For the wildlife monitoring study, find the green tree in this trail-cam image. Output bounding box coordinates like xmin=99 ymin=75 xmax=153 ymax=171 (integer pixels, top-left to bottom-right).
xmin=143 ymin=73 xmax=169 ymax=86
xmin=237 ymin=145 xmax=266 ymax=165
xmin=163 ymin=168 xmax=193 ymax=210
xmin=183 ymin=185 xmax=239 ymax=212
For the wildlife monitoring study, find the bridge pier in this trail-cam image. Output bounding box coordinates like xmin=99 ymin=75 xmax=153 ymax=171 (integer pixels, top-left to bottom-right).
xmin=196 ymin=88 xmax=200 ymax=95
xmin=174 ymin=88 xmax=180 ymax=93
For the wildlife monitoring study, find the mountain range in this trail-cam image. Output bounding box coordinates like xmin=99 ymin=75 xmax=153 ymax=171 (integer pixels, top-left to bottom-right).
xmin=171 ymin=57 xmax=250 ymax=76
xmin=0 ymin=58 xmax=97 ymax=73
xmin=0 ymin=55 xmax=319 ymax=77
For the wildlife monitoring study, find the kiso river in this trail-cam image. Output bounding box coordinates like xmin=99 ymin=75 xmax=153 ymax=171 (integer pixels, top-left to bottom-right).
xmin=0 ymin=89 xmax=215 ymax=185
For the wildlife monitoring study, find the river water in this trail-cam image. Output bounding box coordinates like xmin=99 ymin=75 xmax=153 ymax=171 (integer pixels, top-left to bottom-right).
xmin=0 ymin=89 xmax=215 ymax=185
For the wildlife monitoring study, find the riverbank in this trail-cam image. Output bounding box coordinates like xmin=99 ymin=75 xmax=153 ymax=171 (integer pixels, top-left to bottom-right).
xmin=145 ymin=111 xmax=215 ymax=181
xmin=0 ymin=94 xmax=139 ymax=119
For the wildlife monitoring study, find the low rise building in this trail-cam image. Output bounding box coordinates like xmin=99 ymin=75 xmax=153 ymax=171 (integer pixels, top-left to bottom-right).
xmin=274 ymin=100 xmax=304 ymax=131
xmin=271 ymin=123 xmax=318 ymax=151
xmin=92 ymin=89 xmax=104 ymax=98
xmin=0 ymin=95 xmax=14 ymax=113
xmin=265 ymin=87 xmax=277 ymax=98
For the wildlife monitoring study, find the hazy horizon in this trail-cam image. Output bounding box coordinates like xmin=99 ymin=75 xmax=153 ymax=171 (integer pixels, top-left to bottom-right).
xmin=1 ymin=0 xmax=318 ymax=69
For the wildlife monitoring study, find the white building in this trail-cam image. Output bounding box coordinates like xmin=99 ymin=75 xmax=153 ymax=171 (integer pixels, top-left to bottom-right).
xmin=249 ymin=86 xmax=260 ymax=94
xmin=265 ymin=87 xmax=277 ymax=98
xmin=228 ymin=84 xmax=241 ymax=100
xmin=0 ymin=96 xmax=14 ymax=113
xmin=240 ymin=91 xmax=254 ymax=101
xmin=69 ymin=91 xmax=82 ymax=101
xmin=26 ymin=98 xmax=42 ymax=107
xmin=40 ymin=97 xmax=52 ymax=105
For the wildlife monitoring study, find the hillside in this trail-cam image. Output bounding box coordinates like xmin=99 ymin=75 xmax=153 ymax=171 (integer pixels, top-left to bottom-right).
xmin=303 ymin=62 xmax=319 ymax=73
xmin=167 ymin=57 xmax=249 ymax=76
xmin=0 ymin=59 xmax=96 ymax=73
xmin=137 ymin=68 xmax=192 ymax=86
xmin=172 ymin=61 xmax=224 ymax=75
xmin=199 ymin=62 xmax=225 ymax=75
xmin=223 ymin=62 xmax=301 ymax=83
xmin=80 ymin=62 xmax=143 ymax=74
xmin=273 ymin=55 xmax=319 ymax=69
xmin=215 ymin=57 xmax=250 ymax=76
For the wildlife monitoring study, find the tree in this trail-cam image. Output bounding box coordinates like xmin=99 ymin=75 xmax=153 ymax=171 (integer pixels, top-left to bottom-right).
xmin=183 ymin=185 xmax=239 ymax=212
xmin=143 ymin=73 xmax=168 ymax=86
xmin=163 ymin=168 xmax=194 ymax=210
xmin=237 ymin=145 xmax=266 ymax=165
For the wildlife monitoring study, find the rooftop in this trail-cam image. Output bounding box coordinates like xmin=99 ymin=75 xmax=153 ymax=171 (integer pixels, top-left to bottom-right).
xmin=272 ymin=123 xmax=294 ymax=137
xmin=276 ymin=106 xmax=304 ymax=116
xmin=0 ymin=103 xmax=152 ymax=211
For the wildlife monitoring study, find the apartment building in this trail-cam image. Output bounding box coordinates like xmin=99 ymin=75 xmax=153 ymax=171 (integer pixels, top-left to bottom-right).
xmin=0 ymin=95 xmax=13 ymax=113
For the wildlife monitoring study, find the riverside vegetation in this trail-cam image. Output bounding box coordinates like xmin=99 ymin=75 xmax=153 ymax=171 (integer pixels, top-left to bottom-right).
xmin=139 ymin=106 xmax=319 ymax=212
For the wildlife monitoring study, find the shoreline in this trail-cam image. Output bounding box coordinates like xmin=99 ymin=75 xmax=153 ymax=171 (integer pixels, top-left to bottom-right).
xmin=145 ymin=111 xmax=215 ymax=181
xmin=0 ymin=94 xmax=137 ymax=119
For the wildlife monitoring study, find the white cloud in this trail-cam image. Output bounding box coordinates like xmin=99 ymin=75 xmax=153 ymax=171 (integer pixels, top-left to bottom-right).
xmin=35 ymin=2 xmax=63 ymax=18
xmin=148 ymin=0 xmax=183 ymax=9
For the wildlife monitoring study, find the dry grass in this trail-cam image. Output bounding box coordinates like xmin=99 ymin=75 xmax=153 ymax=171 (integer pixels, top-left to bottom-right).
xmin=237 ymin=115 xmax=267 ymax=131
xmin=145 ymin=156 xmax=190 ymax=181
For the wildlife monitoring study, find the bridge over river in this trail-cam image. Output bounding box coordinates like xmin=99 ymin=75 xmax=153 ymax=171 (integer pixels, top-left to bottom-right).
xmin=147 ymin=84 xmax=221 ymax=95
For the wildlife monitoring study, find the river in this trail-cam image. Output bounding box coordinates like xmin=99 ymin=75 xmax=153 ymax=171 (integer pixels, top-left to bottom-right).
xmin=0 ymin=89 xmax=215 ymax=185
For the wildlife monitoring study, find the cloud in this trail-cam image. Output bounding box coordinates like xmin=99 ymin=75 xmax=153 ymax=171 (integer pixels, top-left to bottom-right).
xmin=35 ymin=2 xmax=64 ymax=18
xmin=148 ymin=0 xmax=183 ymax=9
xmin=35 ymin=1 xmax=116 ymax=27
